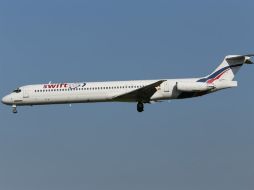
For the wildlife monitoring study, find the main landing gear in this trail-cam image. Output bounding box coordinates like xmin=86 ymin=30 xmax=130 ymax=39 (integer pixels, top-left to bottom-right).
xmin=137 ymin=102 xmax=144 ymax=112
xmin=12 ymin=105 xmax=18 ymax=114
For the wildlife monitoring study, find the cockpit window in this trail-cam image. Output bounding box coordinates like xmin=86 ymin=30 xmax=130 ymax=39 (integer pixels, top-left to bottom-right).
xmin=13 ymin=88 xmax=21 ymax=93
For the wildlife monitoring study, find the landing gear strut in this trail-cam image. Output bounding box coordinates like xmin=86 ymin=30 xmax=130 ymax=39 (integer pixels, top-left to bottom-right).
xmin=12 ymin=105 xmax=17 ymax=114
xmin=137 ymin=102 xmax=144 ymax=112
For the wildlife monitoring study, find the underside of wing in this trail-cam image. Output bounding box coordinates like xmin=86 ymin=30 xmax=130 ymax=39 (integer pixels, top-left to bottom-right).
xmin=113 ymin=80 xmax=166 ymax=103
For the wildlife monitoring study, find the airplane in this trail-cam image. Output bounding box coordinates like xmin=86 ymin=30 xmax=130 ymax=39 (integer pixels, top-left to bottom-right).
xmin=1 ymin=54 xmax=253 ymax=113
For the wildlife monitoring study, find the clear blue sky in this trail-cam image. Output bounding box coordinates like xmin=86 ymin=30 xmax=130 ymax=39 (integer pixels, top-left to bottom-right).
xmin=0 ymin=0 xmax=254 ymax=190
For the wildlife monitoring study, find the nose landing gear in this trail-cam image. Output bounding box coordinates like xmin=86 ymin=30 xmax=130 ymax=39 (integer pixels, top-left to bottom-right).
xmin=137 ymin=102 xmax=144 ymax=112
xmin=12 ymin=105 xmax=18 ymax=114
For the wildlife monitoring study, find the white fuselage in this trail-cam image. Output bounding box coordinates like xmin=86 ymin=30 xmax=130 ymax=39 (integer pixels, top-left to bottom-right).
xmin=3 ymin=78 xmax=199 ymax=106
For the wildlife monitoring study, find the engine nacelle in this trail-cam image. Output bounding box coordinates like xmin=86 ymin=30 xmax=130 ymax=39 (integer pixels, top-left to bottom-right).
xmin=214 ymin=80 xmax=237 ymax=90
xmin=176 ymin=82 xmax=214 ymax=92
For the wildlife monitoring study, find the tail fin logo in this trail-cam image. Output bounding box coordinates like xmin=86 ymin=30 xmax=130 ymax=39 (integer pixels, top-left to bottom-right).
xmin=197 ymin=64 xmax=242 ymax=83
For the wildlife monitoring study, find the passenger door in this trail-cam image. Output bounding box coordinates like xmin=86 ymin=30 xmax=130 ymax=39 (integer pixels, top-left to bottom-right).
xmin=163 ymin=81 xmax=170 ymax=92
xmin=23 ymin=89 xmax=29 ymax=98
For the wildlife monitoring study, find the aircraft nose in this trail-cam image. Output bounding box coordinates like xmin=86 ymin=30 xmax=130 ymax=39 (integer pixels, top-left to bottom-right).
xmin=1 ymin=95 xmax=11 ymax=105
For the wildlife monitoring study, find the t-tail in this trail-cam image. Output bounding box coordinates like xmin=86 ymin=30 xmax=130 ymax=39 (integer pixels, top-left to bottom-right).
xmin=198 ymin=54 xmax=254 ymax=84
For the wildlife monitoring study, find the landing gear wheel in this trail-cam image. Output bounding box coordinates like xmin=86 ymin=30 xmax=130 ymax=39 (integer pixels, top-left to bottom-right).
xmin=12 ymin=105 xmax=17 ymax=114
xmin=137 ymin=102 xmax=144 ymax=112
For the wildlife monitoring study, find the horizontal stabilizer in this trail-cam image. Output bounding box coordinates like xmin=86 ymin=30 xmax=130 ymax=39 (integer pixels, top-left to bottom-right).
xmin=226 ymin=54 xmax=254 ymax=64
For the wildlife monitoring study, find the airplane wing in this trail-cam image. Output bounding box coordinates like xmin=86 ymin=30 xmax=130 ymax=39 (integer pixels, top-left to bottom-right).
xmin=113 ymin=80 xmax=166 ymax=102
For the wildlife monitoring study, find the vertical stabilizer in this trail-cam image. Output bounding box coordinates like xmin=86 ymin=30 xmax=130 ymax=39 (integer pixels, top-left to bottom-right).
xmin=198 ymin=55 xmax=253 ymax=83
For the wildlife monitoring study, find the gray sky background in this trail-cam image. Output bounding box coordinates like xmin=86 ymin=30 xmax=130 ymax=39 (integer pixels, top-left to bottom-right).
xmin=0 ymin=0 xmax=254 ymax=190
